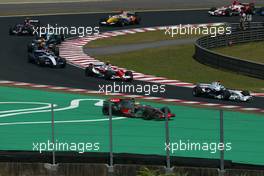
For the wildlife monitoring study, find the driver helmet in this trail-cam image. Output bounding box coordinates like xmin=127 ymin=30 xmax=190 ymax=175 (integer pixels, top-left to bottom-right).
xmin=39 ymin=42 xmax=45 ymax=48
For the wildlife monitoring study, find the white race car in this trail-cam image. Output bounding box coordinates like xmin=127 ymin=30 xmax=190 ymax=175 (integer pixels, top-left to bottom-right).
xmin=85 ymin=62 xmax=133 ymax=81
xmin=192 ymin=82 xmax=252 ymax=102
xmin=208 ymin=0 xmax=255 ymax=16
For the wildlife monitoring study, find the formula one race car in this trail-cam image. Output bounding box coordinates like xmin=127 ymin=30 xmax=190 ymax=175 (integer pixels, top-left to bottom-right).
xmin=27 ymin=39 xmax=60 ymax=56
xmin=28 ymin=50 xmax=66 ymax=68
xmin=9 ymin=18 xmax=40 ymax=35
xmin=208 ymin=0 xmax=255 ymax=16
xmin=36 ymin=33 xmax=65 ymax=45
xmin=85 ymin=63 xmax=133 ymax=81
xmin=102 ymin=98 xmax=175 ymax=120
xmin=100 ymin=11 xmax=141 ymax=26
xmin=192 ymin=82 xmax=252 ymax=102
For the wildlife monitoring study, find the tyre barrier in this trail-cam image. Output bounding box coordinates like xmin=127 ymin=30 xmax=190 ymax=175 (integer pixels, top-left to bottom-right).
xmin=194 ymin=27 xmax=264 ymax=79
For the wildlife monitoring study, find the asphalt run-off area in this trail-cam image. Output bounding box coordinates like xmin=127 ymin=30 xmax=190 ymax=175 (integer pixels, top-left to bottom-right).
xmin=0 ymin=85 xmax=263 ymax=165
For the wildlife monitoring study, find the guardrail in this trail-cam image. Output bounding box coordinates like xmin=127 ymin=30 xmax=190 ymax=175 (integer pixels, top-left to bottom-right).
xmin=194 ymin=25 xmax=264 ymax=79
xmin=229 ymin=22 xmax=264 ymax=31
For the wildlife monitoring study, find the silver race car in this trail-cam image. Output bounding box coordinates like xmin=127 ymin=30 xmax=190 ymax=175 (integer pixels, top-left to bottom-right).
xmin=192 ymin=82 xmax=252 ymax=102
xmin=28 ymin=50 xmax=66 ymax=68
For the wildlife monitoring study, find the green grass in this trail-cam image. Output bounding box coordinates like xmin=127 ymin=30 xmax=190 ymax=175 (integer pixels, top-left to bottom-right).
xmin=94 ymin=44 xmax=264 ymax=92
xmin=85 ymin=30 xmax=202 ymax=48
xmin=213 ymin=41 xmax=264 ymax=64
xmin=85 ymin=26 xmax=229 ymax=48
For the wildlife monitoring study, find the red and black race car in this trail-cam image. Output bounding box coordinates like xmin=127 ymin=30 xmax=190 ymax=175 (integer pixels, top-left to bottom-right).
xmin=102 ymin=98 xmax=175 ymax=120
xmin=85 ymin=62 xmax=133 ymax=81
xmin=208 ymin=0 xmax=255 ymax=16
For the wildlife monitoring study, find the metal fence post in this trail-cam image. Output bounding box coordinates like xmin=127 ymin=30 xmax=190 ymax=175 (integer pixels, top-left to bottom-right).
xmin=219 ymin=109 xmax=225 ymax=176
xmin=165 ymin=107 xmax=173 ymax=174
xmin=108 ymin=101 xmax=114 ymax=174
xmin=51 ymin=103 xmax=56 ymax=165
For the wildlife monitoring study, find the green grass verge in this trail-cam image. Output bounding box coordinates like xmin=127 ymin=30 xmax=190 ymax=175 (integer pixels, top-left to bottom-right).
xmin=94 ymin=44 xmax=264 ymax=92
xmin=213 ymin=41 xmax=264 ymax=64
xmin=85 ymin=30 xmax=202 ymax=48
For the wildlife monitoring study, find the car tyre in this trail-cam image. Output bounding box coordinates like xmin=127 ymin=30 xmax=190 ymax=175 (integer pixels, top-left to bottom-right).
xmin=225 ymin=8 xmax=232 ymax=16
xmin=193 ymin=86 xmax=203 ymax=97
xmin=242 ymin=90 xmax=250 ymax=96
xmin=125 ymin=71 xmax=133 ymax=82
xmin=102 ymin=107 xmax=109 ymax=115
xmin=85 ymin=65 xmax=95 ymax=76
xmin=222 ymin=90 xmax=231 ymax=100
xmin=104 ymin=70 xmax=113 ymax=80
xmin=9 ymin=27 xmax=14 ymax=35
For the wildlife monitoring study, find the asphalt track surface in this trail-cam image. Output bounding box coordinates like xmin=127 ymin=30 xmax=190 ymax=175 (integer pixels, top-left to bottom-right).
xmin=2 ymin=0 xmax=264 ymax=16
xmin=0 ymin=11 xmax=264 ymax=109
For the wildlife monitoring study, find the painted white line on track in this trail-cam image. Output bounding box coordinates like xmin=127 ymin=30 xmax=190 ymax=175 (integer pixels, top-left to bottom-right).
xmin=0 ymin=102 xmax=55 ymax=114
xmin=0 ymin=117 xmax=126 ymax=126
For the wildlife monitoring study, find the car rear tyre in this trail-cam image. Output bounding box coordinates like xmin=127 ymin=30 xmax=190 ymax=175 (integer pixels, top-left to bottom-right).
xmin=125 ymin=71 xmax=133 ymax=82
xmin=27 ymin=43 xmax=33 ymax=52
xmin=9 ymin=27 xmax=14 ymax=35
xmin=53 ymin=47 xmax=60 ymax=56
xmin=135 ymin=17 xmax=141 ymax=24
xmin=28 ymin=53 xmax=34 ymax=63
xmin=85 ymin=65 xmax=94 ymax=76
xmin=242 ymin=90 xmax=250 ymax=96
xmin=225 ymin=8 xmax=232 ymax=16
xmin=60 ymin=58 xmax=66 ymax=68
xmin=104 ymin=70 xmax=113 ymax=80
xmin=210 ymin=7 xmax=217 ymax=11
xmin=193 ymin=86 xmax=202 ymax=97
xmin=102 ymin=107 xmax=109 ymax=115
xmin=222 ymin=90 xmax=231 ymax=100
xmin=160 ymin=107 xmax=171 ymax=114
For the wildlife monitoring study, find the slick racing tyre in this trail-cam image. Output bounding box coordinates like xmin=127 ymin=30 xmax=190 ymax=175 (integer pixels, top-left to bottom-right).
xmin=102 ymin=107 xmax=109 ymax=115
xmin=9 ymin=27 xmax=14 ymax=35
xmin=242 ymin=90 xmax=250 ymax=96
xmin=60 ymin=58 xmax=67 ymax=68
xmin=192 ymin=86 xmax=203 ymax=97
xmin=27 ymin=43 xmax=33 ymax=53
xmin=222 ymin=90 xmax=231 ymax=100
xmin=27 ymin=53 xmax=34 ymax=63
xmin=135 ymin=16 xmax=141 ymax=24
xmin=210 ymin=7 xmax=217 ymax=12
xmin=225 ymin=8 xmax=232 ymax=16
xmin=160 ymin=107 xmax=171 ymax=114
xmin=118 ymin=19 xmax=125 ymax=27
xmin=53 ymin=47 xmax=60 ymax=56
xmin=85 ymin=65 xmax=95 ymax=76
xmin=125 ymin=71 xmax=133 ymax=82
xmin=104 ymin=70 xmax=114 ymax=80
